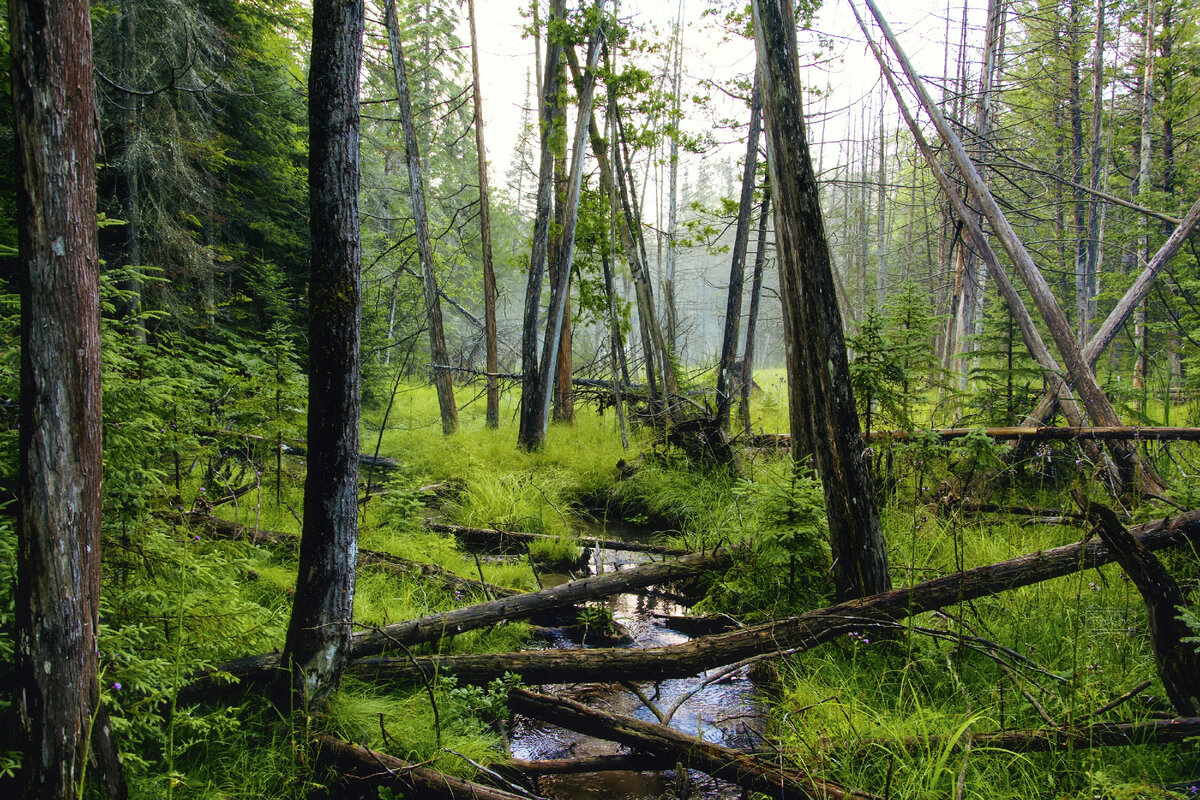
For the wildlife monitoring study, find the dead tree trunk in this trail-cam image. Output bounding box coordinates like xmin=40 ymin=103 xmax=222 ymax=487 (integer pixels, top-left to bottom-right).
xmin=467 ymin=0 xmax=500 ymax=428
xmin=13 ymin=0 xmax=126 ymax=794
xmin=715 ymin=78 xmax=762 ymax=430
xmin=755 ymin=0 xmax=892 ymax=600
xmin=519 ymin=0 xmax=568 ymax=450
xmin=316 ymin=735 xmax=531 ymax=800
xmin=509 ymin=689 xmax=879 ymax=800
xmin=385 ymin=0 xmax=457 ymax=434
xmin=1076 ymin=493 xmax=1200 ymax=715
xmin=1082 ymin=0 xmax=1107 ymax=341
xmin=739 ymin=189 xmax=772 ymax=435
xmin=353 ymin=508 xmax=1200 ymax=686
xmin=863 ymin=0 xmax=1166 ymax=497
xmin=277 ymin=0 xmax=365 ymax=711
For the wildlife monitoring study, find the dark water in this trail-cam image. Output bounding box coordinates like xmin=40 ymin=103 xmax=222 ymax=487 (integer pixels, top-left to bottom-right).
xmin=508 ymin=529 xmax=764 ymax=800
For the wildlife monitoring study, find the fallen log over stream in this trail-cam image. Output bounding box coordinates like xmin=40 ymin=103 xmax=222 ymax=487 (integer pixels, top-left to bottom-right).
xmin=180 ymin=547 xmax=731 ymax=700
xmin=508 ymin=688 xmax=879 ymax=800
xmin=351 ymin=509 xmax=1200 ymax=686
xmin=427 ymin=521 xmax=688 ymax=556
xmin=314 ymin=735 xmax=530 ymax=800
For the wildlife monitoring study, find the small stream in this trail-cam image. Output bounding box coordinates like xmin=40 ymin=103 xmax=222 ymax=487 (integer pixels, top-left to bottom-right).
xmin=507 ymin=525 xmax=765 ymax=800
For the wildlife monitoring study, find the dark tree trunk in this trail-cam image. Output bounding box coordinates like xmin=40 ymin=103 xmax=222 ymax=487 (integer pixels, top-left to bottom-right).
xmin=385 ymin=0 xmax=457 ymax=434
xmin=519 ymin=0 xmax=568 ymax=450
xmin=716 ymin=78 xmax=762 ymax=430
xmin=467 ymin=0 xmax=500 ymax=428
xmin=13 ymin=0 xmax=126 ymax=795
xmin=276 ymin=0 xmax=364 ymax=711
xmin=739 ymin=188 xmax=771 ymax=435
xmin=754 ymin=0 xmax=892 ymax=600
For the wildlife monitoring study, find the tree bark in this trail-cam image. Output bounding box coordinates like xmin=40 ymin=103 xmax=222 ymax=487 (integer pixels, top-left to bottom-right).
xmin=276 ymin=0 xmax=364 ymax=711
xmin=385 ymin=0 xmax=457 ymax=434
xmin=863 ymin=0 xmax=1166 ymax=497
xmin=508 ymin=688 xmax=879 ymax=800
xmin=13 ymin=0 xmax=126 ymax=794
xmin=716 ymin=78 xmax=761 ymax=429
xmin=519 ymin=0 xmax=568 ymax=450
xmin=354 ymin=508 xmax=1200 ymax=686
xmin=467 ymin=0 xmax=500 ymax=428
xmin=754 ymin=0 xmax=892 ymax=600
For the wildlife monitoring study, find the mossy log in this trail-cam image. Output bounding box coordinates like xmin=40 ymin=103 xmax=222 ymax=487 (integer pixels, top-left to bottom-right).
xmin=314 ymin=735 xmax=529 ymax=800
xmin=427 ymin=520 xmax=688 ymax=556
xmin=508 ymin=688 xmax=878 ymax=800
xmin=351 ymin=510 xmax=1200 ymax=686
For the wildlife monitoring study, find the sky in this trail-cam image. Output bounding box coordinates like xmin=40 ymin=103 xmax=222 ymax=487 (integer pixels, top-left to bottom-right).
xmin=465 ymin=0 xmax=991 ymax=210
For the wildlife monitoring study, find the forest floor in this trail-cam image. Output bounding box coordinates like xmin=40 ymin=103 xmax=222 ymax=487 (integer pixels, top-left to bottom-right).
xmin=3 ymin=370 xmax=1199 ymax=799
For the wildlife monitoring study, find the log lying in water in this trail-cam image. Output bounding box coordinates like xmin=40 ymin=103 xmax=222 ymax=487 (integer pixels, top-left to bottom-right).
xmin=352 ymin=510 xmax=1200 ymax=686
xmin=508 ymin=688 xmax=878 ymax=800
xmin=180 ymin=546 xmax=731 ymax=700
xmin=827 ymin=717 xmax=1200 ymax=755
xmin=749 ymin=426 xmax=1200 ymax=449
xmin=428 ymin=520 xmax=688 ymax=556
xmin=314 ymin=735 xmax=529 ymax=800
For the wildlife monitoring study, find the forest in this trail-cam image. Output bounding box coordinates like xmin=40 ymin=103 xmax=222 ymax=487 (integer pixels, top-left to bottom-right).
xmin=3 ymin=0 xmax=1200 ymax=798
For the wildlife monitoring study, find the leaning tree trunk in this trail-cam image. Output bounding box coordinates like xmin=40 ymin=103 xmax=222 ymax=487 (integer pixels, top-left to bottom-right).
xmin=754 ymin=0 xmax=892 ymax=601
xmin=386 ymin=0 xmax=457 ymax=434
xmin=13 ymin=0 xmax=126 ymax=794
xmin=467 ymin=0 xmax=500 ymax=428
xmin=739 ymin=188 xmax=771 ymax=435
xmin=716 ymin=77 xmax=762 ymax=430
xmin=276 ymin=0 xmax=364 ymax=711
xmin=519 ymin=0 xmax=568 ymax=450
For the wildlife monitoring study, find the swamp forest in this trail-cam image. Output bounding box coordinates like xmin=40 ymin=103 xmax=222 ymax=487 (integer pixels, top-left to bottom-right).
xmin=6 ymin=0 xmax=1200 ymax=797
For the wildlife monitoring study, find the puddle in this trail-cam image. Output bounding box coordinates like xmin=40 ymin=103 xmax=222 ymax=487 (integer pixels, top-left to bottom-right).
xmin=508 ymin=525 xmax=764 ymax=800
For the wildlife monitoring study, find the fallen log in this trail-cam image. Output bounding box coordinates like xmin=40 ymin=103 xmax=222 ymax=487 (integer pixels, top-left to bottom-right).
xmin=180 ymin=547 xmax=730 ymax=699
xmin=749 ymin=426 xmax=1200 ymax=448
xmin=427 ymin=521 xmax=689 ymax=557
xmin=1078 ymin=493 xmax=1200 ymax=715
xmin=826 ymin=717 xmax=1200 ymax=755
xmin=314 ymin=735 xmax=530 ymax=800
xmin=508 ymin=688 xmax=878 ymax=800
xmin=351 ymin=509 xmax=1200 ymax=686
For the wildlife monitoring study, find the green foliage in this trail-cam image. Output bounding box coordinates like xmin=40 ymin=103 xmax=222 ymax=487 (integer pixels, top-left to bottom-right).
xmin=847 ymin=309 xmax=910 ymax=432
xmin=968 ymin=295 xmax=1045 ymax=426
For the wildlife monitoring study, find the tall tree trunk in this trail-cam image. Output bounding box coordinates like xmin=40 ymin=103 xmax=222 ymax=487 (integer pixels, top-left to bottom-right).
xmin=664 ymin=15 xmax=684 ymax=353
xmin=716 ymin=77 xmax=761 ymax=430
xmin=754 ymin=0 xmax=892 ymax=601
xmin=530 ymin=12 xmax=605 ymax=447
xmin=1134 ymin=0 xmax=1155 ymax=391
xmin=115 ymin=0 xmax=143 ymax=336
xmin=875 ymin=88 xmax=887 ymax=308
xmin=739 ymin=188 xmax=771 ymax=435
xmin=467 ymin=0 xmax=500 ymax=428
xmin=518 ymin=0 xmax=568 ymax=450
xmin=13 ymin=0 xmax=126 ymax=794
xmin=385 ymin=0 xmax=457 ymax=434
xmin=1083 ymin=0 xmax=1107 ymax=340
xmin=1068 ymin=0 xmax=1089 ymax=338
xmin=863 ymin=0 xmax=1167 ymax=497
xmin=277 ymin=0 xmax=364 ymax=711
